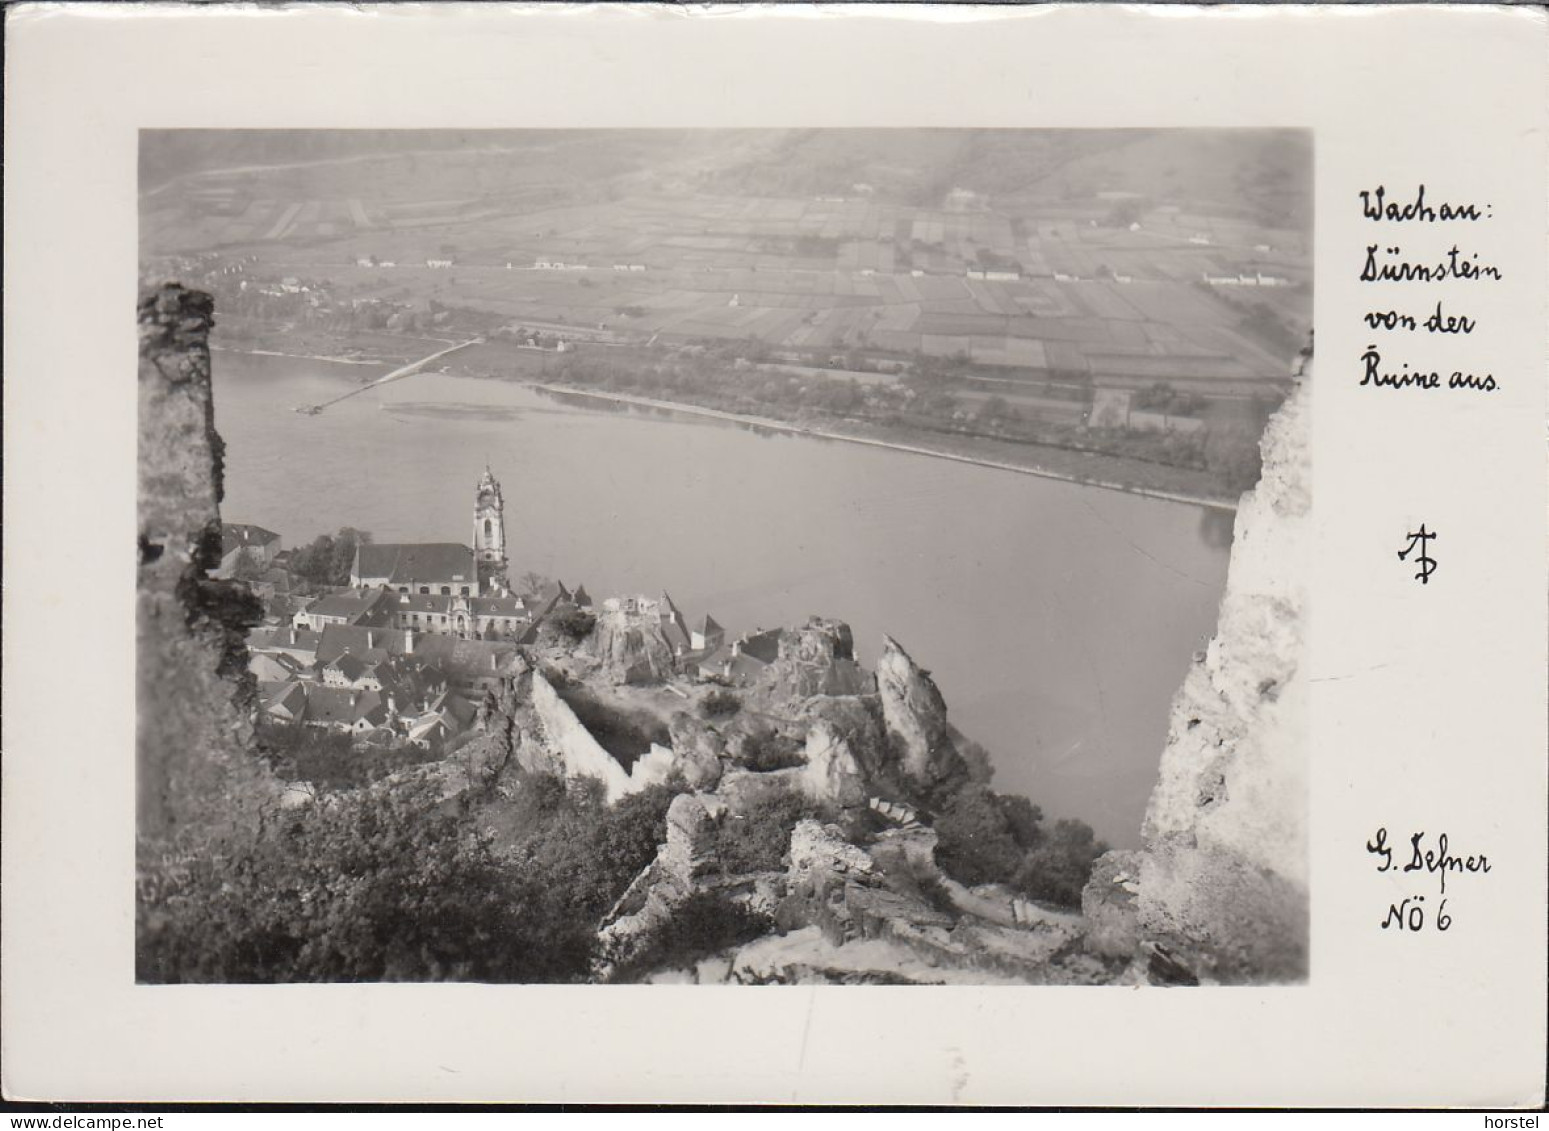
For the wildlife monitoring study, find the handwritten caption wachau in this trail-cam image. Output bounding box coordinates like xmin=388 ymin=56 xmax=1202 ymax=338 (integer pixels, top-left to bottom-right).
xmin=1357 ymin=185 xmax=1501 ymax=394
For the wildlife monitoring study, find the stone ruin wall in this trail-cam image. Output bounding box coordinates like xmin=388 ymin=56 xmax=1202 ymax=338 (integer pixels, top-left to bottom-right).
xmin=1092 ymin=360 xmax=1311 ymax=983
xmin=137 ymin=284 xmax=272 ymax=848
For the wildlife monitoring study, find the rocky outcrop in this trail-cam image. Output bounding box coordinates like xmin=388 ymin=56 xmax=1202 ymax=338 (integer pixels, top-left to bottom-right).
xmin=801 ymin=694 xmax=887 ymax=776
xmin=750 ymin=617 xmax=871 ymax=705
xmin=1080 ymin=849 xmax=1143 ymax=960
xmin=665 ymin=712 xmax=727 ymax=791
xmin=773 ymin=819 xmax=1097 ymax=984
xmin=592 ymin=605 xmax=676 ymax=685
xmin=798 ymin=716 xmax=869 ymax=806
xmin=137 ymin=285 xmax=273 ymax=846
xmin=1124 ymin=368 xmax=1311 ymax=983
xmin=594 ymin=792 xmax=728 ymax=979
xmin=875 ymin=635 xmax=967 ymax=794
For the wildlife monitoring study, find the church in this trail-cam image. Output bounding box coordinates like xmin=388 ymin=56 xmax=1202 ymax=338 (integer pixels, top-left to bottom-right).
xmin=346 ymin=468 xmax=533 ymax=642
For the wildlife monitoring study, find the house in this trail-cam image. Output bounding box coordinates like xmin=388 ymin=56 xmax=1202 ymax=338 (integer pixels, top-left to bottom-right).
xmin=401 ymin=687 xmax=478 ymax=749
xmin=697 ymin=646 xmax=770 ymax=688
xmin=661 ymin=621 xmax=691 ymax=657
xmin=260 ymin=682 xmax=308 ymax=725
xmin=386 ymin=590 xmax=533 ymax=641
xmin=406 ymin=634 xmax=523 ymax=697
xmin=301 ymin=686 xmax=391 ymax=733
xmin=248 ymin=625 xmax=322 ymax=666
xmin=250 ymin=650 xmax=307 ymax=683
xmin=294 ymin=587 xmax=395 ymax=632
xmin=351 ymin=542 xmax=479 ymax=597
xmin=322 ymin=652 xmax=370 ymax=688
xmin=690 ymin=614 xmax=725 ymax=653
xmin=426 ymin=258 xmax=455 ymax=269
xmin=734 ymin=628 xmax=783 ymax=664
xmin=214 ymin=523 xmax=280 ymax=577
xmin=315 ymin=624 xmax=400 ymax=666
xmin=572 ymin=585 xmax=593 ymax=608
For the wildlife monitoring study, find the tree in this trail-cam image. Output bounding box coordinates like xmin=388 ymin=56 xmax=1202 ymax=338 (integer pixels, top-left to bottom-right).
xmin=1204 ymin=425 xmax=1264 ymax=493
xmin=700 ymin=689 xmax=742 ymax=719
xmin=550 ymin=607 xmax=596 ymax=643
xmin=290 ymin=527 xmax=373 ymax=588
xmin=230 ymin=546 xmax=268 ymax=583
xmin=933 ymin=785 xmax=1027 ymax=887
xmin=1015 ymin=818 xmax=1107 ymax=908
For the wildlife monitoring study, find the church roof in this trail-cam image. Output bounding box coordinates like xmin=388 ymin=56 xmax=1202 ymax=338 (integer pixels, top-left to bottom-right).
xmin=354 ymin=543 xmax=475 ymax=585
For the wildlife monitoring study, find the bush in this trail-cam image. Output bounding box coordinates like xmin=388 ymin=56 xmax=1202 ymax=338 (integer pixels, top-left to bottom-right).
xmin=716 ymin=784 xmax=824 ymax=874
xmin=738 ymin=726 xmax=805 ymax=772
xmin=932 ymin=786 xmax=1028 ymax=888
xmin=1015 ymin=819 xmax=1107 ymax=908
xmin=550 ymin=607 xmax=596 ymax=643
xmin=138 ymin=767 xmax=692 ymax=985
xmin=257 ymin=721 xmax=437 ymax=791
xmin=138 ymin=780 xmax=543 ymax=983
xmin=932 ymin=784 xmax=1106 ymax=909
xmin=611 ymin=892 xmax=771 ymax=982
xmin=700 ymin=689 xmax=742 ymax=719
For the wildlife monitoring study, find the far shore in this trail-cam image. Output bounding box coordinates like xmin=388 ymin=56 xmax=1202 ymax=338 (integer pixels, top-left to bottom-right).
xmin=212 ymin=344 xmax=383 ymax=366
xmin=529 ymin=382 xmax=1241 ymax=514
xmin=211 ymin=340 xmax=1240 ymax=514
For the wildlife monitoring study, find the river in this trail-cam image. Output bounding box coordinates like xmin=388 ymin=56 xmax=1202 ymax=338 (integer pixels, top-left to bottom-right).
xmin=212 ymin=350 xmax=1235 ymax=847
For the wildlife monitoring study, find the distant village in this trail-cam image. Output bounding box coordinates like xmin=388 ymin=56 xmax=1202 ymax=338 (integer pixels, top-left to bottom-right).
xmin=231 ymin=466 xmax=791 ymax=755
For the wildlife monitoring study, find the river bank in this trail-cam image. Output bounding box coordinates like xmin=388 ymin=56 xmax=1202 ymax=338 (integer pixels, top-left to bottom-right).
xmin=210 ymin=338 xmax=1240 ymax=512
xmin=531 ymin=382 xmax=1240 ymax=513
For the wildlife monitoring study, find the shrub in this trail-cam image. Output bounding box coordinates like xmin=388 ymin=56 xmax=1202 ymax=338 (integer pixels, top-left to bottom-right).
xmin=932 ymin=786 xmax=1027 ymax=888
xmin=1014 ymin=819 xmax=1107 ymax=909
xmin=716 ymin=785 xmax=825 ymax=874
xmin=550 ymin=607 xmax=596 ymax=643
xmin=700 ymin=689 xmax=742 ymax=719
xmin=738 ymin=725 xmax=805 ymax=772
xmin=611 ymin=891 xmax=771 ymax=982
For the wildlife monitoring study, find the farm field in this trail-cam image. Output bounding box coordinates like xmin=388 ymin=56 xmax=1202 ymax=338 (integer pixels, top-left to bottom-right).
xmin=143 ymin=129 xmax=1311 ymax=397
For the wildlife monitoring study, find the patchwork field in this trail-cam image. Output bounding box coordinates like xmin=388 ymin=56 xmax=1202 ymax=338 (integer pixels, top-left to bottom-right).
xmin=143 ymin=129 xmax=1311 ymax=395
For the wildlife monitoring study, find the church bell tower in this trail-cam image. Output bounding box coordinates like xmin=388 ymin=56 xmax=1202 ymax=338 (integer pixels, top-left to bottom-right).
xmin=473 ymin=466 xmax=508 ymax=583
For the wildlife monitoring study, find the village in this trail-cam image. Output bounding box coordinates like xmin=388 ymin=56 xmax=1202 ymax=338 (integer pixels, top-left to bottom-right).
xmin=230 ymin=467 xmax=804 ymax=763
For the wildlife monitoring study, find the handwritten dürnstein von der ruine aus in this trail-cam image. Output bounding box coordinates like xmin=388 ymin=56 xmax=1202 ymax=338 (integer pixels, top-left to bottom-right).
xmin=1356 ymin=184 xmax=1501 ymax=393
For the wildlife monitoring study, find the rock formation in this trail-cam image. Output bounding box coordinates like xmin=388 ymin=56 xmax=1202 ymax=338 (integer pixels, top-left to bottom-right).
xmin=137 ymin=284 xmax=272 ymax=845
xmin=875 ymin=635 xmax=968 ymax=794
xmin=591 ymin=604 xmax=676 ymax=685
xmin=798 ymin=716 xmax=869 ymax=806
xmin=665 ymin=712 xmax=727 ymax=791
xmin=1102 ymin=365 xmax=1311 ymax=984
xmin=750 ymin=617 xmax=871 ymax=705
xmin=594 ymin=792 xmax=727 ymax=979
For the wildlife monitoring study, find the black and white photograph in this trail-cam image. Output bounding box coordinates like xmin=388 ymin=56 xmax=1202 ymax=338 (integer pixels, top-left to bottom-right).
xmin=135 ymin=128 xmax=1312 ymax=987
